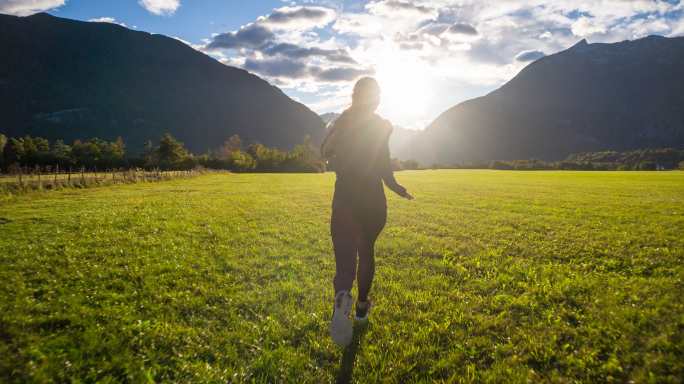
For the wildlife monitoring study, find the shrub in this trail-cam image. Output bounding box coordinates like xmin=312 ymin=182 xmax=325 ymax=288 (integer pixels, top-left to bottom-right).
xmin=400 ymin=159 xmax=421 ymax=170
xmin=638 ymin=161 xmax=657 ymax=171
xmin=230 ymin=150 xmax=257 ymax=171
xmin=489 ymin=161 xmax=514 ymax=170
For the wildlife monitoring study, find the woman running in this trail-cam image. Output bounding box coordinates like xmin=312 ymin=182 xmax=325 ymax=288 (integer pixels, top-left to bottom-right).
xmin=321 ymin=77 xmax=414 ymax=346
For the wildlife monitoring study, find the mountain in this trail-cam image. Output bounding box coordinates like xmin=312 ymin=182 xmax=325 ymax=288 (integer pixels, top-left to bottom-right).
xmin=0 ymin=13 xmax=325 ymax=152
xmin=388 ymin=126 xmax=420 ymax=160
xmin=413 ymin=36 xmax=684 ymax=164
xmin=320 ymin=113 xmax=340 ymax=125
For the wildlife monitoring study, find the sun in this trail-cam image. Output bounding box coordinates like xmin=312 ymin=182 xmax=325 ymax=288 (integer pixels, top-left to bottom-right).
xmin=373 ymin=48 xmax=430 ymax=129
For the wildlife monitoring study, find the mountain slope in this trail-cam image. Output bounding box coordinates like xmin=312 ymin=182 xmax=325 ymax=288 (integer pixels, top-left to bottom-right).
xmin=415 ymin=36 xmax=684 ymax=164
xmin=0 ymin=13 xmax=325 ymax=152
xmin=320 ymin=113 xmax=340 ymax=125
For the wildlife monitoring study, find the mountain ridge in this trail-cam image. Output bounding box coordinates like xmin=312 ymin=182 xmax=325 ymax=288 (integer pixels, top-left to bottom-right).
xmin=412 ymin=35 xmax=684 ymax=164
xmin=0 ymin=12 xmax=325 ymax=152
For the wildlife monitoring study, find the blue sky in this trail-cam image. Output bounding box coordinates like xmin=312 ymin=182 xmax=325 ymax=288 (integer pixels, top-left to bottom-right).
xmin=1 ymin=0 xmax=683 ymax=129
xmin=46 ymin=0 xmax=284 ymax=42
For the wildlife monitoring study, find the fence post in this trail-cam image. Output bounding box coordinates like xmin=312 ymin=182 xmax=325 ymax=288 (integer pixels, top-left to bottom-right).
xmin=81 ymin=167 xmax=85 ymax=184
xmin=54 ymin=165 xmax=58 ymax=186
xmin=37 ymin=166 xmax=41 ymax=189
xmin=68 ymin=167 xmax=71 ymax=184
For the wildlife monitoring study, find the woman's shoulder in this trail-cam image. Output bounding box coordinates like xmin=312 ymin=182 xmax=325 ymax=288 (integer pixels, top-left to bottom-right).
xmin=372 ymin=114 xmax=393 ymax=135
xmin=331 ymin=108 xmax=356 ymax=128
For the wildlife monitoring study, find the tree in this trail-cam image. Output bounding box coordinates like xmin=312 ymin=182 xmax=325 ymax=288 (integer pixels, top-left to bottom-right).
xmin=21 ymin=136 xmax=38 ymax=166
xmin=0 ymin=134 xmax=6 ymax=169
xmin=51 ymin=140 xmax=72 ymax=168
xmin=489 ymin=160 xmax=514 ymax=170
xmin=31 ymin=137 xmax=51 ymax=166
xmin=4 ymin=137 xmax=25 ymax=166
xmin=142 ymin=140 xmax=155 ymax=168
xmin=282 ymin=135 xmax=324 ymax=172
xmin=228 ymin=150 xmax=256 ymax=171
xmin=71 ymin=139 xmax=102 ymax=168
xmin=400 ymin=159 xmax=420 ymax=170
xmin=247 ymin=143 xmax=286 ymax=172
xmin=638 ymin=161 xmax=657 ymax=171
xmin=219 ymin=135 xmax=242 ymax=158
xmin=100 ymin=137 xmax=126 ymax=168
xmin=157 ymin=133 xmax=190 ymax=169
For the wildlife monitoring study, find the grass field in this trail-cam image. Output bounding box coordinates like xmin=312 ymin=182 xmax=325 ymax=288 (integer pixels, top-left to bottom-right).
xmin=0 ymin=171 xmax=683 ymax=383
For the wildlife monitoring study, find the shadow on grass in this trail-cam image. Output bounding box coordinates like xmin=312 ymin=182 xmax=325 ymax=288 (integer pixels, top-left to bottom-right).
xmin=335 ymin=322 xmax=369 ymax=384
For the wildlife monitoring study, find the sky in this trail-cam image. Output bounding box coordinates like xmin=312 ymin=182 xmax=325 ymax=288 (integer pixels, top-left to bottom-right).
xmin=1 ymin=0 xmax=684 ymax=129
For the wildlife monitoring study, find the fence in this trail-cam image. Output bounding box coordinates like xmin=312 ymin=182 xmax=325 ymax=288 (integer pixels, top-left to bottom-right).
xmin=0 ymin=166 xmax=203 ymax=193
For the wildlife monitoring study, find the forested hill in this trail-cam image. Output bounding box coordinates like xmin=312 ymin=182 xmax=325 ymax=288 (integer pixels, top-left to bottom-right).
xmin=412 ymin=36 xmax=684 ymax=164
xmin=0 ymin=13 xmax=325 ymax=152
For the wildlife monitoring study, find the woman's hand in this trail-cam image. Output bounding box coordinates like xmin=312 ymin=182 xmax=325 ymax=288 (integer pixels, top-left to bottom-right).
xmin=390 ymin=185 xmax=414 ymax=200
xmin=400 ymin=190 xmax=414 ymax=200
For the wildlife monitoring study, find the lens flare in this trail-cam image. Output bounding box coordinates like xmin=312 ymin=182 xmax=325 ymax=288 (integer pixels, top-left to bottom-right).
xmin=373 ymin=46 xmax=430 ymax=129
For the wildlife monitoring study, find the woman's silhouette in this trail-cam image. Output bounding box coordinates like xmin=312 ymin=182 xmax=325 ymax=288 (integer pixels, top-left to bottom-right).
xmin=321 ymin=77 xmax=413 ymax=346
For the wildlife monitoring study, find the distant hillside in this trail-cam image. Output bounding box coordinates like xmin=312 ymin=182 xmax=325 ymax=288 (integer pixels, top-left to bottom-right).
xmin=320 ymin=113 xmax=340 ymax=125
xmin=389 ymin=126 xmax=420 ymax=160
xmin=413 ymin=36 xmax=684 ymax=164
xmin=0 ymin=13 xmax=325 ymax=152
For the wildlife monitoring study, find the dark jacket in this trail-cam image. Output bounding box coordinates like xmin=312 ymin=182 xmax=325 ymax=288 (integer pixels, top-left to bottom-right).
xmin=321 ymin=107 xmax=406 ymax=204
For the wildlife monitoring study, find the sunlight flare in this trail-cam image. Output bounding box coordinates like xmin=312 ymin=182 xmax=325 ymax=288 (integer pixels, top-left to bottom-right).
xmin=373 ymin=45 xmax=431 ymax=128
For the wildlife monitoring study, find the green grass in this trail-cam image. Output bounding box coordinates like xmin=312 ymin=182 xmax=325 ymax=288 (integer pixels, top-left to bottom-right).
xmin=1 ymin=170 xmax=683 ymax=383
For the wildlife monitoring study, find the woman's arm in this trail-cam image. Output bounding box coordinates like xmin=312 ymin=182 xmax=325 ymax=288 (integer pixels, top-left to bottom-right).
xmin=379 ymin=121 xmax=413 ymax=199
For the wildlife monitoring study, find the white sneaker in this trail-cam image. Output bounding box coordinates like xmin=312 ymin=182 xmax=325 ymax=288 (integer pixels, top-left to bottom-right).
xmin=329 ymin=290 xmax=353 ymax=346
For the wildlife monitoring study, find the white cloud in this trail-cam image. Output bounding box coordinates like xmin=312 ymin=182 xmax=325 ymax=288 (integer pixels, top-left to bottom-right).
xmin=204 ymin=0 xmax=684 ymax=128
xmin=89 ymin=17 xmax=127 ymax=27
xmin=672 ymin=18 xmax=684 ymax=37
xmin=138 ymin=0 xmax=180 ymax=16
xmin=257 ymin=6 xmax=336 ymax=30
xmin=571 ymin=16 xmax=607 ymax=37
xmin=366 ymin=0 xmax=436 ymax=18
xmin=332 ymin=12 xmax=385 ymax=36
xmin=204 ymin=5 xmax=365 ymax=90
xmin=0 ymin=0 xmax=65 ymax=16
xmin=627 ymin=15 xmax=671 ymax=38
xmin=515 ymin=49 xmax=545 ymax=62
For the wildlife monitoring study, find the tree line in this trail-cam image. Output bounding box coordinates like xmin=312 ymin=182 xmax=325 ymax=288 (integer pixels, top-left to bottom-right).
xmin=4 ymin=132 xmax=678 ymax=174
xmin=0 ymin=133 xmax=326 ymax=173
xmin=487 ymin=148 xmax=684 ymax=171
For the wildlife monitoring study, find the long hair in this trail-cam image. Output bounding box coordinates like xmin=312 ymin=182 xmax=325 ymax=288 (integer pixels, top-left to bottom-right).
xmin=321 ymin=77 xmax=381 ymax=160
